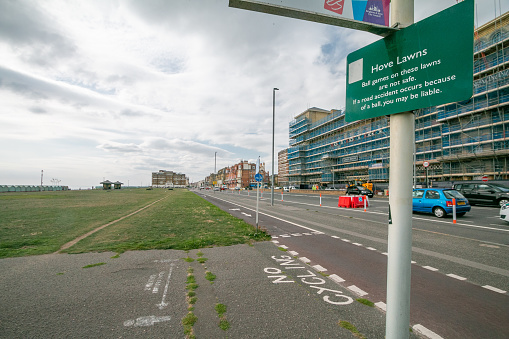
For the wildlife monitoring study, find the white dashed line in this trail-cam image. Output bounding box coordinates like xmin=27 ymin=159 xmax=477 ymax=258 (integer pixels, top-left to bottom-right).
xmin=288 ymin=251 xmax=299 ymax=256
xmin=347 ymin=285 xmax=368 ymax=296
xmin=331 ymin=235 xmax=340 ymax=239
xmin=375 ymin=301 xmax=386 ymax=311
xmin=312 ymin=265 xmax=327 ymax=272
xmin=342 ymin=239 xmax=351 ymax=242
xmin=280 ymin=234 xmax=291 ymax=238
xmin=381 ymin=252 xmax=388 ymax=256
xmin=271 ymin=240 xmax=279 ymax=244
xmin=446 ymin=274 xmax=467 ymax=281
xmin=366 ymin=247 xmax=377 ymax=251
xmin=299 ymin=257 xmax=311 ymax=263
xmin=352 ymin=243 xmax=363 ymax=246
xmin=423 ymin=266 xmax=439 ymax=271
xmin=413 ymin=324 xmax=444 ymax=339
xmin=279 ymin=245 xmax=288 ymax=249
xmin=271 ymin=236 xmax=278 ymax=239
xmin=482 ymin=285 xmax=506 ymax=294
xmin=291 ymin=233 xmax=302 ymax=236
xmin=329 ymin=274 xmax=345 ymax=283
xmin=303 ymin=233 xmax=312 ymax=235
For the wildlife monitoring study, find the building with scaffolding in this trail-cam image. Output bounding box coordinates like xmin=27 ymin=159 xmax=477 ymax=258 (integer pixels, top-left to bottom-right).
xmin=287 ymin=12 xmax=508 ymax=191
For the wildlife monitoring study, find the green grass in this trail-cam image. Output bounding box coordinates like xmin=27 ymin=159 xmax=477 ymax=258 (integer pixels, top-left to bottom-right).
xmin=82 ymin=262 xmax=106 ymax=268
xmin=205 ymin=271 xmax=216 ymax=283
xmin=0 ymin=189 xmax=270 ymax=258
xmin=339 ymin=320 xmax=365 ymax=339
xmin=356 ymin=298 xmax=375 ymax=307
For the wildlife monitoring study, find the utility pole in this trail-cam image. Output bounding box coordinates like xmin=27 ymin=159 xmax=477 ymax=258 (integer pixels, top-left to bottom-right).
xmin=386 ymin=0 xmax=414 ymax=338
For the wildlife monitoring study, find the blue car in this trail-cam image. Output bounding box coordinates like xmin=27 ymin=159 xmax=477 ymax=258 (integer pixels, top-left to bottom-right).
xmin=412 ymin=188 xmax=471 ymax=218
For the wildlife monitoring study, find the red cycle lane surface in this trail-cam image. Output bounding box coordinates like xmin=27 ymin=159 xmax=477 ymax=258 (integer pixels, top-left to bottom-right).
xmin=275 ymin=233 xmax=509 ymax=339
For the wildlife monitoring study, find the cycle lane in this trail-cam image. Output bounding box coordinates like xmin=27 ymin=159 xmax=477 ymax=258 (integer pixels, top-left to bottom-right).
xmin=200 ymin=191 xmax=509 ymax=339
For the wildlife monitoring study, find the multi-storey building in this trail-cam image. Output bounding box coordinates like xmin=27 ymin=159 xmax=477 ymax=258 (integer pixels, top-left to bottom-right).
xmin=152 ymin=170 xmax=188 ymax=187
xmin=287 ymin=12 xmax=508 ymax=190
xmin=212 ymin=160 xmax=270 ymax=189
xmin=278 ymin=149 xmax=290 ymax=187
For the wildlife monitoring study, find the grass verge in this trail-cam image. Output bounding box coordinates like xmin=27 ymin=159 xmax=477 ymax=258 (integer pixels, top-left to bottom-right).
xmin=0 ymin=188 xmax=270 ymax=258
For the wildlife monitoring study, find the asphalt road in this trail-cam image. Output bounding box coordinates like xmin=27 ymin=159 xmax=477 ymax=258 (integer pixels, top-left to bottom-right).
xmin=197 ymin=189 xmax=509 ymax=339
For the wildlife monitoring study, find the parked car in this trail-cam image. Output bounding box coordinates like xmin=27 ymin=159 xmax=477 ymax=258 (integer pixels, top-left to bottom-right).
xmin=453 ymin=182 xmax=509 ymax=207
xmin=346 ymin=185 xmax=374 ymax=198
xmin=500 ymin=202 xmax=509 ymax=223
xmin=412 ymin=188 xmax=471 ymax=218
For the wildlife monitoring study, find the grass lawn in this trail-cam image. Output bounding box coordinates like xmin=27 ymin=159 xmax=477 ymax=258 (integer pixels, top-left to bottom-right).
xmin=0 ymin=189 xmax=269 ymax=258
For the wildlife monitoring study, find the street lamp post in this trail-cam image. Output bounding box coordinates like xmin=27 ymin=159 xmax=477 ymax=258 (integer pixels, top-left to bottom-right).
xmin=271 ymin=88 xmax=279 ymax=206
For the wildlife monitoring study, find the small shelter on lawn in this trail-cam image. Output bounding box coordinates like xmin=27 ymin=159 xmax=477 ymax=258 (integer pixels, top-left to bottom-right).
xmin=100 ymin=180 xmax=113 ymax=190
xmin=113 ymin=181 xmax=123 ymax=189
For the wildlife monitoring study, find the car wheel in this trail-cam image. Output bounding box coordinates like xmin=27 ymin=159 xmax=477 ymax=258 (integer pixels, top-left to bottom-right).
xmin=433 ymin=207 xmax=446 ymax=218
xmin=456 ymin=212 xmax=466 ymax=217
xmin=498 ymin=198 xmax=509 ymax=207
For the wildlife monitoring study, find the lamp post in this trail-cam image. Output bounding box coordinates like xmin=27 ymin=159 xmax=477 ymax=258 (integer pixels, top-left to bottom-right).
xmin=271 ymin=87 xmax=279 ymax=206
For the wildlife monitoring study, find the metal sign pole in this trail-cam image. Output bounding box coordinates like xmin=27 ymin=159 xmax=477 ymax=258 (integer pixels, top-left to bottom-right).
xmin=256 ymin=181 xmax=260 ymax=232
xmin=386 ymin=2 xmax=414 ymax=338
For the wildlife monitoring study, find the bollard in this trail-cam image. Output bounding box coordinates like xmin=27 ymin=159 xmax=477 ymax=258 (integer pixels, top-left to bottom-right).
xmin=320 ymin=193 xmax=322 ymax=207
xmin=452 ymin=198 xmax=456 ymax=224
xmin=281 ymin=192 xmax=283 ymax=201
xmin=364 ymin=196 xmax=367 ymax=212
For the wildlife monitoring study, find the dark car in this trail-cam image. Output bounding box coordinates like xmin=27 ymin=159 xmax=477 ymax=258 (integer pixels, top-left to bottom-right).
xmin=453 ymin=182 xmax=509 ymax=207
xmin=413 ymin=188 xmax=471 ymax=218
xmin=346 ymin=185 xmax=374 ymax=198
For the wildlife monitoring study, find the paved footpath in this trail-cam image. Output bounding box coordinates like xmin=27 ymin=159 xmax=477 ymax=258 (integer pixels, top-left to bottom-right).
xmin=0 ymin=242 xmax=419 ymax=338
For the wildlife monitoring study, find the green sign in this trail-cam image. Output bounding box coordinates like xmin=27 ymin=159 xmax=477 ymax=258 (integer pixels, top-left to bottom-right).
xmin=345 ymin=0 xmax=473 ymax=122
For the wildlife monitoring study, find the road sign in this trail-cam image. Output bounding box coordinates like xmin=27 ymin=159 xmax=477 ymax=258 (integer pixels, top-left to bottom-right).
xmin=423 ymin=161 xmax=429 ymax=168
xmin=255 ymin=173 xmax=263 ymax=182
xmin=482 ymin=176 xmax=488 ymax=182
xmin=229 ymin=0 xmax=396 ymax=36
xmin=346 ymin=0 xmax=474 ymax=122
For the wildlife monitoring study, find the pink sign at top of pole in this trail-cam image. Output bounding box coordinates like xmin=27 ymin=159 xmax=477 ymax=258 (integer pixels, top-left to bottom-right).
xmin=229 ymin=0 xmax=395 ymax=36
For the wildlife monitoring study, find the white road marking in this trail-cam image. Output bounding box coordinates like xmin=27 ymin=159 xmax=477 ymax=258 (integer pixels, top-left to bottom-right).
xmin=156 ymin=263 xmax=175 ymax=310
xmin=241 ymin=212 xmax=252 ymax=217
xmin=331 ymin=235 xmax=340 ymax=239
xmin=352 ymin=243 xmax=362 ymax=246
xmin=312 ymin=265 xmax=327 ymax=272
xmin=446 ymin=273 xmax=467 ymax=281
xmin=279 ymin=245 xmax=288 ymax=249
xmin=366 ymin=247 xmax=377 ymax=251
xmin=303 ymin=232 xmax=312 ymax=235
xmin=299 ymin=257 xmax=311 ymax=263
xmin=375 ymin=301 xmax=386 ymax=311
xmin=280 ymin=234 xmax=291 ymax=238
xmin=329 ymin=274 xmax=345 ymax=283
xmin=152 ymin=271 xmax=165 ymax=293
xmin=288 ymin=251 xmax=299 ymax=256
xmin=271 ymin=236 xmax=279 ymax=239
xmin=144 ymin=274 xmax=157 ymax=291
xmin=423 ymin=266 xmax=439 ymax=271
xmin=291 ymin=233 xmax=302 ymax=236
xmin=381 ymin=252 xmax=388 ymax=256
xmin=124 ymin=315 xmax=172 ymax=327
xmin=271 ymin=240 xmax=279 ymax=244
xmin=347 ymin=285 xmax=368 ymax=296
xmin=413 ymin=324 xmax=444 ymax=339
xmin=342 ymin=239 xmax=351 ymax=242
xmin=482 ymin=285 xmax=506 ymax=294
xmin=229 ymin=208 xmax=240 ymax=211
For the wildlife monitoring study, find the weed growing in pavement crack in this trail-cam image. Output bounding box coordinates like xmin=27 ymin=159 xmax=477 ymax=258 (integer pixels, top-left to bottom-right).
xmin=197 ymin=257 xmax=208 ymax=264
xmin=205 ymin=271 xmax=216 ymax=283
xmin=215 ymin=303 xmax=230 ymax=331
xmin=356 ymin=298 xmax=374 ymax=307
xmin=339 ymin=320 xmax=366 ymax=339
xmin=183 ymin=263 xmax=198 ymax=339
xmin=82 ymin=262 xmax=106 ymax=268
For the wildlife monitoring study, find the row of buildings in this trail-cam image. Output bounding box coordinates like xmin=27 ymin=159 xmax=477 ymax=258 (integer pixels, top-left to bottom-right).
xmin=151 ymin=170 xmax=189 ymax=188
xmin=200 ymin=160 xmax=271 ymax=189
xmin=278 ymin=12 xmax=509 ymax=191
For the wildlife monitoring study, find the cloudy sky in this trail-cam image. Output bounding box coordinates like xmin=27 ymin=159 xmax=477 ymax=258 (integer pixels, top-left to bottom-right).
xmin=0 ymin=0 xmax=506 ymax=188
